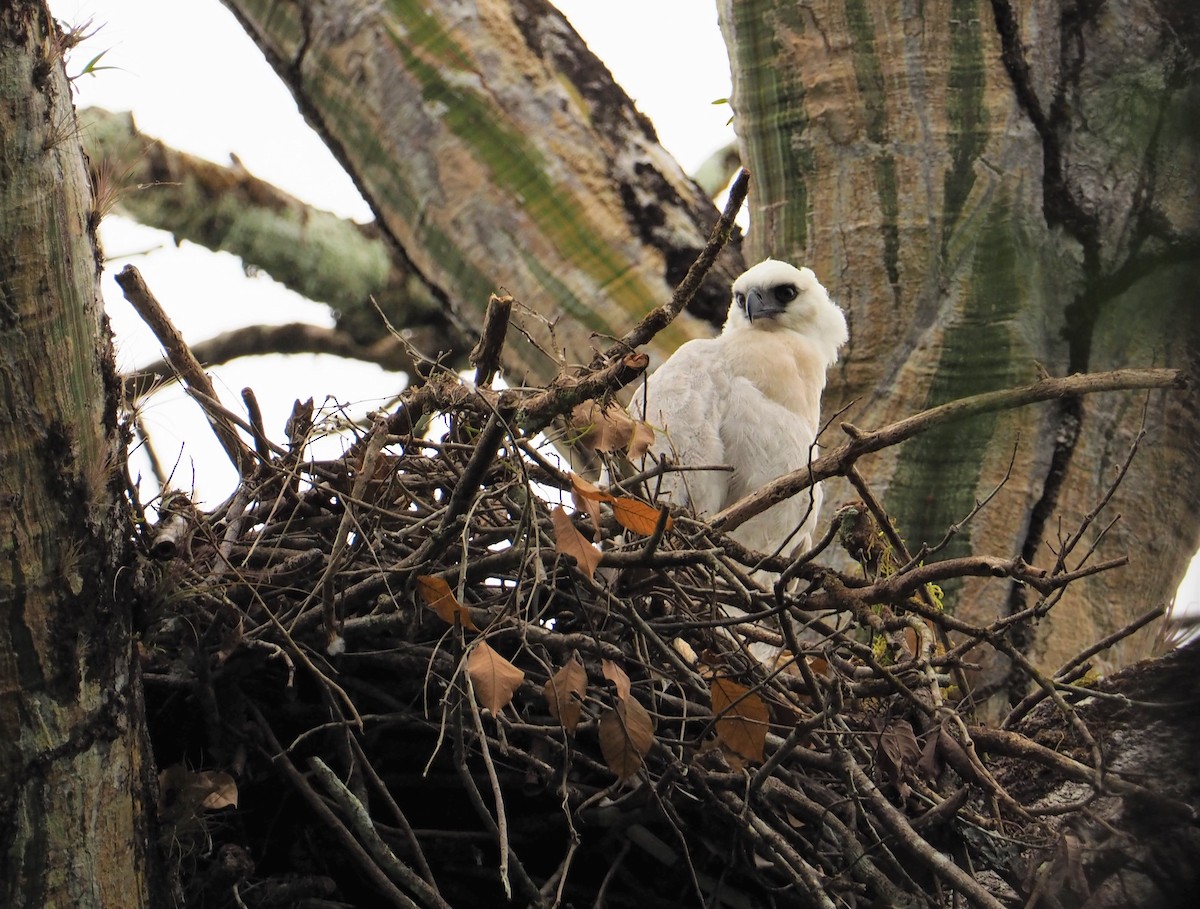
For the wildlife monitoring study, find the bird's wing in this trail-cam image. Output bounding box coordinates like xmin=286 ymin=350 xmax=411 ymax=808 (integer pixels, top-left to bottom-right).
xmin=718 ymin=378 xmax=823 ymax=556
xmin=632 ymin=339 xmax=731 ymax=518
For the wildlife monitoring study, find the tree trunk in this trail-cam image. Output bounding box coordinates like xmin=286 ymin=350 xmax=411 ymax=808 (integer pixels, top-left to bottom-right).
xmin=0 ymin=4 xmax=168 ymax=905
xmin=218 ymin=0 xmax=745 ymax=385
xmin=718 ymin=0 xmax=1200 ymax=703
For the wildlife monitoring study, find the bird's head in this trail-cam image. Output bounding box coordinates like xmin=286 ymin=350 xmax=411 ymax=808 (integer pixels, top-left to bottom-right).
xmin=726 ymin=259 xmax=849 ymax=366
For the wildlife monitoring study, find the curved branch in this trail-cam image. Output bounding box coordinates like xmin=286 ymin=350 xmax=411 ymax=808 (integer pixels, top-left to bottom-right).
xmin=82 ymin=107 xmax=470 ymax=358
xmin=712 ymin=368 xmax=1186 ymax=534
xmin=125 ymin=322 xmax=428 ymax=398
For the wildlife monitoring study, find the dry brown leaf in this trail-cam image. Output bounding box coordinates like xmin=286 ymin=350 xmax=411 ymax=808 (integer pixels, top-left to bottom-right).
xmin=569 ymin=472 xmax=611 ymax=503
xmin=626 ymin=418 xmax=656 ymax=460
xmin=875 ymin=717 xmax=921 ymax=799
xmin=598 ymin=698 xmax=655 ymax=780
xmin=195 ymin=770 xmax=239 ymax=810
xmin=467 ymin=640 xmax=525 ymax=714
xmin=570 ymin=487 xmax=603 ymax=535
xmin=709 ymin=676 xmax=770 ymax=763
xmin=158 ymin=765 xmax=239 ymax=816
xmin=550 ymin=506 xmax=602 ymax=580
xmin=570 ymin=401 xmax=639 ymax=454
xmin=416 ymin=575 xmax=478 ymax=631
xmin=610 ymin=497 xmax=672 ymax=535
xmin=544 ymin=654 xmax=588 ymax=733
xmin=601 ymin=659 xmax=632 ymax=702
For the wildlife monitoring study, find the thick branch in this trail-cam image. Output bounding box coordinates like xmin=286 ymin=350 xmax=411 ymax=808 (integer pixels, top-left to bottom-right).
xmin=712 ymin=368 xmax=1186 ymax=534
xmin=82 ymin=107 xmax=469 ymax=358
xmin=126 ymin=322 xmax=424 ymax=399
xmin=115 ymin=265 xmax=255 ymax=474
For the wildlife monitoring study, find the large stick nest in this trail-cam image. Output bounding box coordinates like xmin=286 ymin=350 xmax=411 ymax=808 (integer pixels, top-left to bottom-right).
xmin=134 ymin=380 xmax=1199 ymax=909
xmin=119 ymin=215 xmax=1195 ymax=908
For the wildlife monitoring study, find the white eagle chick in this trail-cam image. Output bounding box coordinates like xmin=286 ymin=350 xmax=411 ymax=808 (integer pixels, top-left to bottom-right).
xmin=633 ymin=259 xmax=848 ymax=559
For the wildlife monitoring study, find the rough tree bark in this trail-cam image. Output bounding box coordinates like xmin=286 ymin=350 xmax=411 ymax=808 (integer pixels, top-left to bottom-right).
xmin=718 ymin=0 xmax=1200 ymax=703
xmin=0 ymin=4 xmax=170 ymax=906
xmin=216 ymin=0 xmax=745 ymax=385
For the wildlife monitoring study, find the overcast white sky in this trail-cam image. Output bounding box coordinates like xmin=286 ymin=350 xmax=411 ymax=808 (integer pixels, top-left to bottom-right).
xmin=46 ymin=0 xmax=1200 ymax=615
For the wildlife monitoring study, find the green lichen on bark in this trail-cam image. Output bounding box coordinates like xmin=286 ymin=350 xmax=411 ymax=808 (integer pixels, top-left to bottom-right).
xmin=844 ymin=0 xmax=900 ymax=294
xmin=725 ymin=2 xmax=809 ymax=255
xmin=942 ymin=0 xmax=988 ymax=259
xmin=381 ymin=2 xmax=657 ymax=323
xmin=890 ymin=192 xmax=1027 ymax=567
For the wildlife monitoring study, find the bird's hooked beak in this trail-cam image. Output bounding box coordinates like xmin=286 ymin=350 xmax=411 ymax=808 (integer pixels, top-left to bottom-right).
xmin=745 ymin=288 xmax=786 ymax=323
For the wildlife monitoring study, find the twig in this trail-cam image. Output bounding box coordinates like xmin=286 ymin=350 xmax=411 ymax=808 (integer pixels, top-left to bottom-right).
xmin=115 ymin=264 xmax=255 ymax=474
xmin=251 ymin=707 xmax=423 ymax=909
xmin=1002 ymin=604 xmax=1167 ymax=729
xmin=843 ymin=758 xmax=1008 ymax=909
xmin=308 ymin=757 xmax=452 ymax=909
xmin=712 ymin=367 xmax=1185 ymax=534
xmin=594 ymin=168 xmax=749 ymax=366
xmin=466 ymin=680 xmax=513 ymax=900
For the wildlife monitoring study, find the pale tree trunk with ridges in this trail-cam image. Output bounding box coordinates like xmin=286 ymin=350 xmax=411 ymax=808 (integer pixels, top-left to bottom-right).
xmin=0 ymin=3 xmax=169 ymax=905
xmin=718 ymin=0 xmax=1200 ymax=703
xmin=218 ymin=0 xmax=745 ymax=385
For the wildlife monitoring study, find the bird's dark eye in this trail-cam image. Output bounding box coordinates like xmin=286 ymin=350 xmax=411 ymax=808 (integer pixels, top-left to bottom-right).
xmin=773 ymin=285 xmax=798 ymax=305
xmin=734 ymin=292 xmax=746 ymax=310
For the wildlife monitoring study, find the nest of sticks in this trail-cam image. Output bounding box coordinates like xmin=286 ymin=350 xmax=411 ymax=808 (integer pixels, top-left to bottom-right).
xmin=119 ymin=195 xmax=1190 ymax=909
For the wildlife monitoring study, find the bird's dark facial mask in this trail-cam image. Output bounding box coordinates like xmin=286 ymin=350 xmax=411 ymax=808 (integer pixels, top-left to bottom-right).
xmin=738 ymin=283 xmax=798 ymax=322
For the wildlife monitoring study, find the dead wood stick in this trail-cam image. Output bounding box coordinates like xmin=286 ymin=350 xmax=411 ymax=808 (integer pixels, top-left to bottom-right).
xmin=712 ymin=367 xmax=1185 ymax=534
xmin=385 ymin=351 xmax=649 ymax=440
xmin=1001 ymin=604 xmax=1167 ymax=730
xmin=115 ymin=264 xmax=254 ymax=475
xmin=250 ymin=708 xmax=424 ymax=909
xmin=470 ymin=293 xmax=513 ymax=388
xmin=968 ymin=725 xmax=1196 ymax=821
xmin=843 ymin=758 xmax=1008 ymax=909
xmin=308 ymin=757 xmax=452 ymax=909
xmin=126 ymin=322 xmax=421 ymax=398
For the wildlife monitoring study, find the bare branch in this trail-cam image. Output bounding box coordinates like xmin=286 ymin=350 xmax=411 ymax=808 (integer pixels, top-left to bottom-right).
xmin=713 ymin=368 xmax=1186 ymax=534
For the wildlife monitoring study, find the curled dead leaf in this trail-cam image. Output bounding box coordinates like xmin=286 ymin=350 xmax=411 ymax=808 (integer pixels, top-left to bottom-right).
xmin=569 ymin=472 xmax=609 ymax=502
xmin=709 ymin=676 xmax=770 ymax=763
xmin=610 ymin=497 xmax=672 ymax=535
xmin=598 ymin=698 xmax=655 ymax=780
xmin=570 ymin=401 xmax=645 ymax=455
xmin=417 ymin=575 xmax=478 ymax=631
xmin=467 ymin=640 xmax=525 ymax=714
xmin=550 ymin=506 xmax=602 ymax=580
xmin=875 ymin=717 xmax=921 ymax=799
xmin=626 ymin=418 xmax=655 ymax=460
xmin=543 ymin=653 xmax=588 ymax=733
xmin=601 ymin=659 xmax=632 ymax=702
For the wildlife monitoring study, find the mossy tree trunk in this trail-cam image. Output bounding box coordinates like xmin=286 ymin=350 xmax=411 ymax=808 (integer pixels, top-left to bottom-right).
xmin=718 ymin=0 xmax=1200 ymax=701
xmin=0 ymin=3 xmax=170 ymax=905
xmin=217 ymin=0 xmax=745 ymax=384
